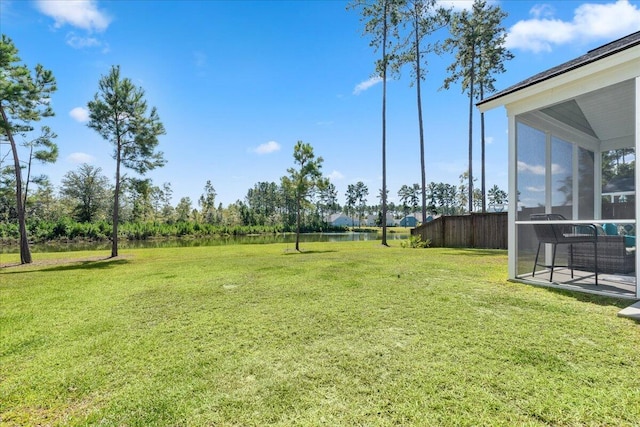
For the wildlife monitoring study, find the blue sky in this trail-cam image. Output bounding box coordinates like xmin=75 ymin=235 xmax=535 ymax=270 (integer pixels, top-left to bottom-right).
xmin=2 ymin=0 xmax=640 ymax=207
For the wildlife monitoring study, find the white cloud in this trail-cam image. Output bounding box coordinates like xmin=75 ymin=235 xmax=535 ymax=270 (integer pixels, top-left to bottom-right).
xmin=65 ymin=32 xmax=104 ymax=50
xmin=69 ymin=107 xmax=89 ymax=122
xmin=518 ymin=161 xmax=565 ymax=175
xmin=35 ymin=0 xmax=111 ymax=32
xmin=353 ymin=76 xmax=382 ymax=95
xmin=436 ymin=0 xmax=474 ymax=11
xmin=530 ymin=4 xmax=555 ymax=19
xmin=327 ymin=170 xmax=344 ymax=181
xmin=253 ymin=140 xmax=281 ymax=154
xmin=506 ymin=0 xmax=640 ymax=53
xmin=526 ymin=186 xmax=545 ymax=193
xmin=68 ymin=152 xmax=95 ymax=164
xmin=517 ymin=161 xmax=544 ymax=175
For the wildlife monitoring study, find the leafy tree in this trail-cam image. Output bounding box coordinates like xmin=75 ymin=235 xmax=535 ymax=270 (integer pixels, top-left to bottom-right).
xmin=60 ymin=163 xmax=111 ymax=223
xmin=442 ymin=0 xmax=512 ymax=213
xmin=0 ymin=34 xmax=56 ymax=263
xmin=350 ymin=0 xmax=402 ymax=245
xmin=87 ymin=65 xmax=166 ymax=257
xmin=281 ymin=141 xmax=323 ymax=251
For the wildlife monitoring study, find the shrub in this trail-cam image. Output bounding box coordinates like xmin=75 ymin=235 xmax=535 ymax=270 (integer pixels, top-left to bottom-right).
xmin=401 ymin=235 xmax=431 ymax=249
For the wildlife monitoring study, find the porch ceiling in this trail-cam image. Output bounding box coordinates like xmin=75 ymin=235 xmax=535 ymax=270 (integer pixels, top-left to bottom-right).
xmin=541 ymin=79 xmax=635 ymax=143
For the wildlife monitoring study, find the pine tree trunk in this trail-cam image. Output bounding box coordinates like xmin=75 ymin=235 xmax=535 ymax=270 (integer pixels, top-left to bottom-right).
xmin=381 ymin=0 xmax=389 ymax=246
xmin=295 ymin=196 xmax=301 ymax=251
xmin=467 ymin=47 xmax=475 ymax=214
xmin=414 ymin=6 xmax=427 ymax=223
xmin=480 ymin=83 xmax=486 ymax=213
xmin=112 ymin=142 xmax=121 ymax=258
xmin=1 ymin=105 xmax=32 ymax=263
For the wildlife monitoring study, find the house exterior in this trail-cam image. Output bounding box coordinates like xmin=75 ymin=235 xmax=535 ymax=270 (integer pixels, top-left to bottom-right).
xmin=478 ymin=31 xmax=640 ymax=299
xmin=400 ymin=215 xmax=419 ymax=227
xmin=399 ymin=213 xmax=424 ymax=227
xmin=327 ymin=213 xmax=359 ymax=227
xmin=363 ymin=213 xmax=395 ymax=227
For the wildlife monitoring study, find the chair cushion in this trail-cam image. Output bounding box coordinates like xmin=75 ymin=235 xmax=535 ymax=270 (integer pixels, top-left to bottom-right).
xmin=624 ymin=235 xmax=636 ymax=247
xmin=603 ymin=223 xmax=618 ymax=235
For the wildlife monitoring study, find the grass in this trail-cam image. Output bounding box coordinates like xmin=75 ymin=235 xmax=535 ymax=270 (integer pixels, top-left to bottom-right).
xmin=1 ymin=241 xmax=639 ymax=426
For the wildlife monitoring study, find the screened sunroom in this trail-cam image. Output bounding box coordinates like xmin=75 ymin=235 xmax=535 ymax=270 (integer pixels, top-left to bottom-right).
xmin=478 ymin=31 xmax=640 ymax=299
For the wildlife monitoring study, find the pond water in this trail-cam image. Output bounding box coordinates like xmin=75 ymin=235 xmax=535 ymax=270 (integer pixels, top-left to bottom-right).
xmin=1 ymin=232 xmax=410 ymax=254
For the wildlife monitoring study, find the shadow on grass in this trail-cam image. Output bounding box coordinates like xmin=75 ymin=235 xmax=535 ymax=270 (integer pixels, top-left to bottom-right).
xmin=1 ymin=257 xmax=130 ymax=274
xmin=447 ymin=248 xmax=508 ymax=256
xmin=282 ymin=250 xmax=337 ymax=255
xmin=543 ymin=285 xmax=637 ymax=310
xmin=44 ymin=258 xmax=130 ymax=272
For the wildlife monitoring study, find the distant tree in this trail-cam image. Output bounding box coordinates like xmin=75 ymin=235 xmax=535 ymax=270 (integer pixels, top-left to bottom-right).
xmin=317 ymin=179 xmax=340 ymax=225
xmin=129 ymin=178 xmax=153 ymax=222
xmin=442 ymin=0 xmax=512 ymax=213
xmin=350 ymin=0 xmax=402 ymax=246
xmin=29 ymin=177 xmax=61 ymax=222
xmin=426 ymin=181 xmax=438 ymax=207
xmin=176 ymin=197 xmax=193 ymax=222
xmin=245 ymin=181 xmax=280 ymax=226
xmin=376 ymin=187 xmax=390 ymax=226
xmin=354 ymin=181 xmax=369 ymax=226
xmin=281 ymin=141 xmax=323 ymax=251
xmin=159 ymin=182 xmax=175 ymax=222
xmin=199 ymin=180 xmax=217 ymax=224
xmin=345 ymin=183 xmax=358 ymax=226
xmin=0 ymin=35 xmax=57 ymax=263
xmin=398 ymin=184 xmax=413 ymax=218
xmin=60 ymin=163 xmax=111 ymax=223
xmin=487 ymin=184 xmax=507 ymax=208
xmin=22 ymin=125 xmax=58 ymax=208
xmin=0 ymin=165 xmax=16 ymax=222
xmin=87 ymin=65 xmax=166 ymax=257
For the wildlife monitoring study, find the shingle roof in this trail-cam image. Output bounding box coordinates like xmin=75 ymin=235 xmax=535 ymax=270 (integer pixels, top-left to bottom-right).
xmin=477 ymin=31 xmax=640 ymax=107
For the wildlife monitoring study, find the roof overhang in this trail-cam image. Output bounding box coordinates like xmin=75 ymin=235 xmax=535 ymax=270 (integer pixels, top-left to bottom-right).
xmin=478 ymin=32 xmax=640 ymax=114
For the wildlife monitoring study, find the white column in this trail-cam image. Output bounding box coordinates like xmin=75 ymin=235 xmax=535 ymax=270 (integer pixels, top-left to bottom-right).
xmin=635 ymin=77 xmax=640 ymax=298
xmin=508 ymin=112 xmax=517 ymax=280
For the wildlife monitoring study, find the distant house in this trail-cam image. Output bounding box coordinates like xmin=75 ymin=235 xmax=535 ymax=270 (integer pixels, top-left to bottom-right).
xmin=364 ymin=213 xmax=395 ymax=227
xmin=399 ymin=214 xmax=420 ymax=227
xmin=327 ymin=213 xmax=359 ymax=227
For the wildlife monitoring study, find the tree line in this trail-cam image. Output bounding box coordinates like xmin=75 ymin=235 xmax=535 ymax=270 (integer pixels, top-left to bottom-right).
xmin=1 ymin=158 xmax=508 ymax=240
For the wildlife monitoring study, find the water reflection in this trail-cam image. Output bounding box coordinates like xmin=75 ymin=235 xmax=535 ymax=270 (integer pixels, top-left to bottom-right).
xmin=1 ymin=232 xmax=409 ymax=254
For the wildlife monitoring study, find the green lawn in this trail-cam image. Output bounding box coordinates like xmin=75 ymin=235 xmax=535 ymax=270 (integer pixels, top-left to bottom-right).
xmin=1 ymin=242 xmax=639 ymax=426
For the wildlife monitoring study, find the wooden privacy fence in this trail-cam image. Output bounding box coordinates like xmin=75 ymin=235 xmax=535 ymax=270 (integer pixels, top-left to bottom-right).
xmin=410 ymin=212 xmax=508 ymax=249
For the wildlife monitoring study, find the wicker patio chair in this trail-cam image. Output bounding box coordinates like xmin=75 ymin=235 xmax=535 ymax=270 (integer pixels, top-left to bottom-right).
xmin=531 ymin=213 xmax=598 ymax=285
xmin=572 ymin=235 xmax=635 ymax=274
